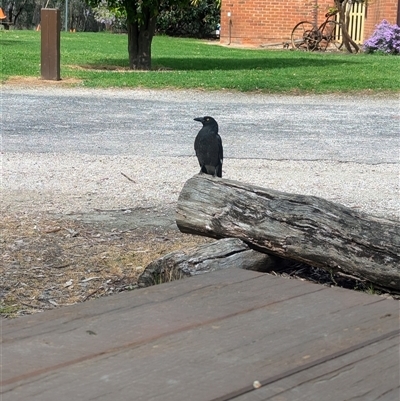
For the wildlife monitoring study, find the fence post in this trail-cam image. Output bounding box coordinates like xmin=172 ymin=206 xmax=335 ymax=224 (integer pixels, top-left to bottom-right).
xmin=41 ymin=8 xmax=60 ymax=81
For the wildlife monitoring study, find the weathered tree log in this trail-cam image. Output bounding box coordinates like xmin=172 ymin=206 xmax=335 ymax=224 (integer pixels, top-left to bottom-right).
xmin=138 ymin=238 xmax=288 ymax=288
xmin=176 ymin=175 xmax=400 ymax=291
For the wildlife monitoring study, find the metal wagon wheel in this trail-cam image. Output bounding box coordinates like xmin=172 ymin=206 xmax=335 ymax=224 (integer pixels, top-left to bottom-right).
xmin=318 ymin=20 xmax=343 ymax=51
xmin=291 ymin=21 xmax=321 ymax=51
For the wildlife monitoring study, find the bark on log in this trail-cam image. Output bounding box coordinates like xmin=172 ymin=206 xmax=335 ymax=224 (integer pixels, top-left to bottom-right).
xmin=176 ymin=175 xmax=400 ymax=291
xmin=137 ymin=238 xmax=287 ymax=288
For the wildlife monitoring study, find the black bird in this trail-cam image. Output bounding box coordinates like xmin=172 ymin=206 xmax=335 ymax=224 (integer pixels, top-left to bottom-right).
xmin=193 ymin=116 xmax=223 ymax=178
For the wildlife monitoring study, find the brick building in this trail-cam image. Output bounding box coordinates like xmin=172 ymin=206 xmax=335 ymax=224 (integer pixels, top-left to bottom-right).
xmin=220 ymin=0 xmax=400 ymax=47
xmin=363 ymin=0 xmax=400 ymax=39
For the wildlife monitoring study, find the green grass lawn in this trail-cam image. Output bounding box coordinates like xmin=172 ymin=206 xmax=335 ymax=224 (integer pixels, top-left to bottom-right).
xmin=1 ymin=30 xmax=399 ymax=93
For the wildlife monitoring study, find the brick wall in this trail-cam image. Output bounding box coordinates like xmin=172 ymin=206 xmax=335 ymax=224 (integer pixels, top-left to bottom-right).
xmin=220 ymin=0 xmax=399 ymax=46
xmin=364 ymin=0 xmax=399 ymax=40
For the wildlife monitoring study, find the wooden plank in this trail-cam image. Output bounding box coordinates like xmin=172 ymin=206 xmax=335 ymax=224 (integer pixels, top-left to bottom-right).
xmin=0 ymin=269 xmax=315 ymax=383
xmin=232 ymin=334 xmax=399 ymax=401
xmin=1 ymin=269 xmax=399 ymax=401
xmin=348 ymin=1 xmax=365 ymax=44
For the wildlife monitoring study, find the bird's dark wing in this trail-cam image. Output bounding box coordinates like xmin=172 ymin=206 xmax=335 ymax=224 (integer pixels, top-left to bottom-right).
xmin=194 ymin=134 xmax=200 ymax=157
xmin=217 ymin=134 xmax=223 ymax=162
xmin=216 ymin=134 xmax=223 ymax=178
xmin=194 ymin=127 xmax=212 ymax=171
xmin=194 ymin=129 xmax=205 ymax=166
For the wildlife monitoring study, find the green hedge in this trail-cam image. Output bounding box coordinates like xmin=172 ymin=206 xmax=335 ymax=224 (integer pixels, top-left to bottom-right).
xmin=156 ymin=0 xmax=220 ymax=38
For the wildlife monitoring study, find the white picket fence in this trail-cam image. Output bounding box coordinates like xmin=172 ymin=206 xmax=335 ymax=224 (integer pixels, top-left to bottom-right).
xmin=336 ymin=1 xmax=366 ymax=44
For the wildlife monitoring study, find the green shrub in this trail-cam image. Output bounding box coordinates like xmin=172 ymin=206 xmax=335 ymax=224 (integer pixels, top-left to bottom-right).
xmin=156 ymin=0 xmax=220 ymax=38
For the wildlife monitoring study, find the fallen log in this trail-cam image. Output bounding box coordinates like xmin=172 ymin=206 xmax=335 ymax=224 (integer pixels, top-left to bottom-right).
xmin=176 ymin=175 xmax=400 ymax=291
xmin=138 ymin=238 xmax=288 ymax=288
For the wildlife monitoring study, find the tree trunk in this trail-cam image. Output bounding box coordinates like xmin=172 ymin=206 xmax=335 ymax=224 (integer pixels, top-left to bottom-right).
xmin=126 ymin=4 xmax=157 ymax=70
xmin=6 ymin=0 xmax=25 ymax=30
xmin=176 ymin=175 xmax=400 ymax=291
xmin=335 ymin=0 xmax=360 ymax=53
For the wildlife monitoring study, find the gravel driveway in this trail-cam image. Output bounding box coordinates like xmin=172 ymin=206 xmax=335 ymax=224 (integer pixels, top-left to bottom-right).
xmin=2 ymin=87 xmax=399 ymax=221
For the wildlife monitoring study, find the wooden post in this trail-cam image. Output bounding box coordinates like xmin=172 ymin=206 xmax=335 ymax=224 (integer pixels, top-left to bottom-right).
xmin=41 ymin=9 xmax=60 ymax=81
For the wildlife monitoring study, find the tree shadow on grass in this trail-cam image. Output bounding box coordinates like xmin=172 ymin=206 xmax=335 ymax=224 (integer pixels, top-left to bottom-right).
xmin=153 ymin=56 xmax=355 ymax=71
xmin=0 ymin=39 xmax=20 ymax=46
xmin=81 ymin=55 xmax=357 ymax=72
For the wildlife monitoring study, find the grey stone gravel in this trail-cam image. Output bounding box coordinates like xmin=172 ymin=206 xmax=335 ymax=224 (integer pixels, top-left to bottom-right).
xmin=1 ymin=87 xmax=399 ymax=222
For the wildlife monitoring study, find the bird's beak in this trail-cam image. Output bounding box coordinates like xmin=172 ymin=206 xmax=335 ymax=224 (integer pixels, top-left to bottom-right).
xmin=194 ymin=117 xmax=204 ymax=122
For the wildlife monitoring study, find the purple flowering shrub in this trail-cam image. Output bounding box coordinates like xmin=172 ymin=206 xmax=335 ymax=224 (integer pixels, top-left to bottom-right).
xmin=363 ymin=20 xmax=400 ymax=54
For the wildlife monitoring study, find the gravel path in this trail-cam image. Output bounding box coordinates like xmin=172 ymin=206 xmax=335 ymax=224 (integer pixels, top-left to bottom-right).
xmin=2 ymin=87 xmax=399 ymax=221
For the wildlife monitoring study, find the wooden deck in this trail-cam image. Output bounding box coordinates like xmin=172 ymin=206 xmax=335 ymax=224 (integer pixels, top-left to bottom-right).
xmin=1 ymin=268 xmax=399 ymax=401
